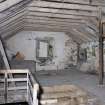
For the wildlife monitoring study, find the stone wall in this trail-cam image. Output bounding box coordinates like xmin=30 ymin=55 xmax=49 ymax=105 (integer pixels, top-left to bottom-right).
xmin=63 ymin=36 xmax=77 ymax=68
xmin=79 ymin=41 xmax=99 ymax=73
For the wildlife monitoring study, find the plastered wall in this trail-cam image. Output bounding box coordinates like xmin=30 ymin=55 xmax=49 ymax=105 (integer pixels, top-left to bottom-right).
xmin=7 ymin=31 xmax=77 ymax=71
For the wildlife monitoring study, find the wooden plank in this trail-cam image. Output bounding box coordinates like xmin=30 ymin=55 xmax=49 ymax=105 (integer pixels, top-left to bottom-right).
xmin=67 ymin=31 xmax=88 ymax=43
xmin=28 ymin=6 xmax=98 ymax=17
xmin=2 ymin=25 xmax=24 ymax=39
xmin=0 ymin=69 xmax=29 ymax=74
xmin=37 ymin=0 xmax=105 ymax=6
xmin=7 ymin=78 xmax=27 ymax=82
xmin=4 ymin=73 xmax=7 ymax=103
xmin=32 ymin=84 xmax=39 ymax=105
xmin=77 ymin=44 xmax=80 ymax=63
xmin=29 ymin=1 xmax=98 ymax=11
xmin=25 ymin=19 xmax=85 ymax=26
xmin=7 ymin=86 xmax=27 ymax=90
xmin=25 ymin=15 xmax=86 ymax=22
xmin=66 ymin=32 xmax=83 ymax=44
xmin=27 ymin=11 xmax=95 ymax=20
xmin=27 ymin=73 xmax=29 ymax=101
xmin=0 ymin=11 xmax=25 ymax=27
xmin=70 ymin=28 xmax=92 ymax=41
xmin=42 ymin=85 xmax=79 ymax=93
xmin=41 ymin=99 xmax=58 ymax=104
xmin=35 ymin=0 xmax=90 ymax=5
xmin=0 ymin=16 xmax=24 ymax=31
xmin=25 ymin=22 xmax=84 ymax=29
xmin=0 ymin=8 xmax=26 ymax=24
xmin=0 ymin=21 xmax=25 ymax=35
xmin=0 ymin=0 xmax=23 ymax=12
xmin=29 ymin=72 xmax=37 ymax=84
xmin=41 ymin=92 xmax=78 ymax=100
xmin=24 ymin=23 xmax=84 ymax=29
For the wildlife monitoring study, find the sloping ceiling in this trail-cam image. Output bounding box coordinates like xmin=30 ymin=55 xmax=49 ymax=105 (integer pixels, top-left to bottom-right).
xmin=0 ymin=0 xmax=31 ymax=39
xmin=0 ymin=0 xmax=105 ymax=44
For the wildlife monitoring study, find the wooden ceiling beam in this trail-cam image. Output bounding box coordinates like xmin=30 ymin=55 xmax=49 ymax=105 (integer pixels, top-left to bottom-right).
xmin=0 ymin=8 xmax=26 ymax=24
xmin=28 ymin=6 xmax=98 ymax=17
xmin=0 ymin=20 xmax=24 ymax=34
xmin=38 ymin=0 xmax=105 ymax=6
xmin=25 ymin=15 xmax=86 ymax=23
xmin=3 ymin=25 xmax=24 ymax=40
xmin=70 ymin=28 xmax=92 ymax=41
xmin=24 ymin=24 xmax=77 ymax=31
xmin=67 ymin=31 xmax=88 ymax=43
xmin=76 ymin=27 xmax=98 ymax=40
xmin=27 ymin=12 xmax=96 ymax=20
xmin=66 ymin=32 xmax=85 ymax=44
xmin=38 ymin=0 xmax=90 ymax=5
xmin=0 ymin=12 xmax=25 ymax=27
xmin=25 ymin=19 xmax=85 ymax=26
xmin=24 ymin=26 xmax=69 ymax=32
xmin=0 ymin=17 xmax=24 ymax=31
xmin=24 ymin=22 xmax=84 ymax=30
xmin=29 ymin=1 xmax=98 ymax=11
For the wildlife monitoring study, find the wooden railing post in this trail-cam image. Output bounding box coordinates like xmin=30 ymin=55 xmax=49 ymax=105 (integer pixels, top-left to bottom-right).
xmin=33 ymin=84 xmax=39 ymax=105
xmin=4 ymin=72 xmax=7 ymax=103
xmin=27 ymin=71 xmax=29 ymax=102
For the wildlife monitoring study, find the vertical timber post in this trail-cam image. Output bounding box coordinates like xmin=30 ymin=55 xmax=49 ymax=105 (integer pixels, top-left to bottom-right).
xmin=33 ymin=84 xmax=39 ymax=105
xmin=4 ymin=72 xmax=7 ymax=103
xmin=77 ymin=43 xmax=80 ymax=63
xmin=99 ymin=8 xmax=104 ymax=85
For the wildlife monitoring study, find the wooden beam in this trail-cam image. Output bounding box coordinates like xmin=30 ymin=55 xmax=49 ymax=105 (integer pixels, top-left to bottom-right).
xmin=71 ymin=28 xmax=92 ymax=41
xmin=76 ymin=27 xmax=98 ymax=40
xmin=37 ymin=0 xmax=90 ymax=5
xmin=29 ymin=1 xmax=98 ymax=11
xmin=28 ymin=6 xmax=98 ymax=17
xmin=68 ymin=30 xmax=88 ymax=43
xmin=77 ymin=43 xmax=80 ymax=63
xmin=25 ymin=20 xmax=85 ymax=27
xmin=25 ymin=15 xmax=86 ymax=23
xmin=98 ymin=8 xmax=104 ymax=85
xmin=27 ymin=11 xmax=96 ymax=20
xmin=37 ymin=0 xmax=105 ymax=6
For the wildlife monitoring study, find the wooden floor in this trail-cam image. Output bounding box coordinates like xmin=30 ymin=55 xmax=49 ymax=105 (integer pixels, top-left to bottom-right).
xmin=35 ymin=68 xmax=105 ymax=104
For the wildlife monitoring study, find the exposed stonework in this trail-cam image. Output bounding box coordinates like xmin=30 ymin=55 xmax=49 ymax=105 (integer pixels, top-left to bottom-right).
xmin=79 ymin=41 xmax=99 ymax=73
xmin=63 ymin=36 xmax=77 ymax=69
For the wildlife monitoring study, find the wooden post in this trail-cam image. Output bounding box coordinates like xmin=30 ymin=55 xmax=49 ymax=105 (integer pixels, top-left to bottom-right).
xmin=4 ymin=73 xmax=7 ymax=103
xmin=33 ymin=84 xmax=39 ymax=105
xmin=98 ymin=8 xmax=104 ymax=84
xmin=77 ymin=43 xmax=80 ymax=63
xmin=27 ymin=72 xmax=29 ymax=102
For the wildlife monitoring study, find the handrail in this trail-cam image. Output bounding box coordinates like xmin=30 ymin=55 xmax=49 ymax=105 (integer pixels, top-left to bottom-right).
xmin=0 ymin=69 xmax=39 ymax=105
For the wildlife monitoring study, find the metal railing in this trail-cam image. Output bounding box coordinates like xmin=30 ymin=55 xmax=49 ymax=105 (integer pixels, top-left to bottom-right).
xmin=0 ymin=69 xmax=39 ymax=105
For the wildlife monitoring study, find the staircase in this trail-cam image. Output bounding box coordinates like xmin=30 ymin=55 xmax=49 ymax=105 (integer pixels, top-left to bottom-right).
xmin=0 ymin=69 xmax=39 ymax=105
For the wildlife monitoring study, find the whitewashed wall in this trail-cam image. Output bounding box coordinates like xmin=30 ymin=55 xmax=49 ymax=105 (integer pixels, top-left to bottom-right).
xmin=7 ymin=31 xmax=77 ymax=71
